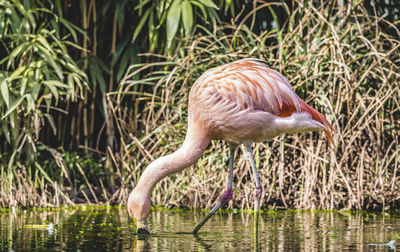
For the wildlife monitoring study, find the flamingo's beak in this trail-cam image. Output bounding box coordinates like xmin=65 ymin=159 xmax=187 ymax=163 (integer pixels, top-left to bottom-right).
xmin=132 ymin=217 xmax=149 ymax=235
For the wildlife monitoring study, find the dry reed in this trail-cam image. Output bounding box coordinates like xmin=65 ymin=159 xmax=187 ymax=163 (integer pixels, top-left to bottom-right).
xmin=111 ymin=1 xmax=400 ymax=210
xmin=1 ymin=1 xmax=399 ymax=210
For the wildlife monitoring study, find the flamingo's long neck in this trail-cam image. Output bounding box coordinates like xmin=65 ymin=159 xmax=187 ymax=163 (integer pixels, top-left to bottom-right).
xmin=134 ymin=124 xmax=210 ymax=202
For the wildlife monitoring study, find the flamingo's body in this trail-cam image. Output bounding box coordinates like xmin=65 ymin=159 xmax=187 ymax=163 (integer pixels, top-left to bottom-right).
xmin=128 ymin=59 xmax=334 ymax=234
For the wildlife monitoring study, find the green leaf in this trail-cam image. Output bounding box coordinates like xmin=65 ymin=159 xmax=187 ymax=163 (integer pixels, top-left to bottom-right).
xmin=8 ymin=150 xmax=17 ymax=169
xmin=116 ymin=2 xmax=126 ymax=34
xmin=167 ymin=0 xmax=182 ymax=48
xmin=132 ymin=8 xmax=151 ymax=43
xmin=43 ymin=81 xmax=60 ymax=101
xmin=224 ymin=0 xmax=232 ymax=13
xmin=26 ymin=11 xmax=36 ymax=31
xmin=26 ymin=94 xmax=35 ymax=113
xmin=73 ymin=75 xmax=84 ymax=99
xmin=2 ymin=94 xmax=27 ymax=119
xmin=134 ymin=0 xmax=151 ymax=11
xmin=9 ymin=66 xmax=26 ymax=81
xmin=43 ymin=113 xmax=57 ymax=135
xmin=190 ymin=0 xmax=207 ymax=20
xmin=182 ymin=0 xmax=193 ymax=36
xmin=20 ymin=77 xmax=27 ymax=95
xmin=0 ymin=77 xmax=9 ymax=108
xmin=36 ymin=35 xmax=54 ymax=53
xmin=37 ymin=45 xmax=63 ymax=81
xmin=59 ymin=17 xmax=87 ymax=43
xmin=35 ymin=162 xmax=54 ymax=185
xmin=30 ymin=80 xmax=41 ymax=100
xmin=148 ymin=11 xmax=157 ymax=52
xmin=8 ymin=42 xmax=29 ymax=69
xmin=9 ymin=110 xmax=17 ymax=133
xmin=2 ymin=121 xmax=11 ymax=144
xmin=44 ymin=96 xmax=51 ymax=112
xmin=43 ymin=80 xmax=69 ymax=88
xmin=111 ymin=38 xmax=129 ymax=67
xmin=65 ymin=62 xmax=86 ymax=78
xmin=88 ymin=56 xmax=107 ymax=93
xmin=54 ymin=0 xmax=63 ymax=17
xmin=196 ymin=0 xmax=218 ymax=9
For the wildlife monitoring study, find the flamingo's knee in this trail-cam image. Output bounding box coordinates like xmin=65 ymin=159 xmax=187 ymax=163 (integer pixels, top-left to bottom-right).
xmin=253 ymin=186 xmax=262 ymax=201
xmin=219 ymin=188 xmax=233 ymax=204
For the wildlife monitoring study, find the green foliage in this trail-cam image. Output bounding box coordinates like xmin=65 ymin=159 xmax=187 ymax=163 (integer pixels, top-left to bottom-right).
xmin=133 ymin=0 xmax=220 ymax=53
xmin=0 ymin=0 xmax=87 ymax=166
xmin=0 ymin=0 xmax=399 ymax=210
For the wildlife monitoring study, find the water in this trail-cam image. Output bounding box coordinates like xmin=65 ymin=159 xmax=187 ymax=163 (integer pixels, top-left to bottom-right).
xmin=0 ymin=207 xmax=398 ymax=251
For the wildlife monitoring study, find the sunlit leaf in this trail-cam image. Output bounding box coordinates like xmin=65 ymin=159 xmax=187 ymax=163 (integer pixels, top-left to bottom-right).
xmin=182 ymin=0 xmax=193 ymax=36
xmin=2 ymin=94 xmax=27 ymax=119
xmin=72 ymin=74 xmax=84 ymax=98
xmin=43 ymin=80 xmax=68 ymax=89
xmin=167 ymin=0 xmax=182 ymax=49
xmin=9 ymin=66 xmax=26 ymax=81
xmin=196 ymin=0 xmax=218 ymax=9
xmin=43 ymin=81 xmax=59 ymax=101
xmin=190 ymin=0 xmax=207 ymax=20
xmin=26 ymin=94 xmax=35 ymax=113
xmin=30 ymin=80 xmax=41 ymax=100
xmin=37 ymin=44 xmax=63 ymax=81
xmin=36 ymin=35 xmax=53 ymax=53
xmin=20 ymin=77 xmax=27 ymax=95
xmin=225 ymin=0 xmax=232 ymax=13
xmin=0 ymin=77 xmax=9 ymax=108
xmin=65 ymin=62 xmax=86 ymax=79
xmin=8 ymin=42 xmax=29 ymax=69
xmin=26 ymin=11 xmax=36 ymax=31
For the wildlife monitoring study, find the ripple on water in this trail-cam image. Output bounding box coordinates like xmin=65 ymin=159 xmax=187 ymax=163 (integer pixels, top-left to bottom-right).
xmin=0 ymin=207 xmax=399 ymax=251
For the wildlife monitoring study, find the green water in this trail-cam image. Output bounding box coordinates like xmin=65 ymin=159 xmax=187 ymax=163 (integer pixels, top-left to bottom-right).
xmin=0 ymin=207 xmax=399 ymax=251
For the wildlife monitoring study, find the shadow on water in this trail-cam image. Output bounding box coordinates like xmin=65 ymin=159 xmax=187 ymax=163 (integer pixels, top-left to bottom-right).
xmin=1 ymin=207 xmax=399 ymax=251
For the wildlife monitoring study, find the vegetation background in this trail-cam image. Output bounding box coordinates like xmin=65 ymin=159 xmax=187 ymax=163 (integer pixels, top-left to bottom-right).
xmin=0 ymin=0 xmax=399 ymax=210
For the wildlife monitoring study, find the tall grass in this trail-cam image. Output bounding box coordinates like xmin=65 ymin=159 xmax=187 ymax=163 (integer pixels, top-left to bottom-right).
xmin=111 ymin=0 xmax=400 ymax=210
xmin=0 ymin=0 xmax=87 ymax=207
xmin=1 ymin=0 xmax=399 ymax=210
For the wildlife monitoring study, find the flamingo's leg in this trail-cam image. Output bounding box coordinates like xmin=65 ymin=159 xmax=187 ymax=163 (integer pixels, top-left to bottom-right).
xmin=193 ymin=147 xmax=235 ymax=234
xmin=246 ymin=145 xmax=262 ymax=234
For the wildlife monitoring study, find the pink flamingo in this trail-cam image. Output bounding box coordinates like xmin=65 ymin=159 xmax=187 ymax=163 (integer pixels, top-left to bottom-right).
xmin=127 ymin=58 xmax=334 ymax=234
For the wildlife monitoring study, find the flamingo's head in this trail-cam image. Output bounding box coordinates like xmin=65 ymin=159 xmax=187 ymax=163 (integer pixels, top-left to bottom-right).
xmin=127 ymin=188 xmax=150 ymax=234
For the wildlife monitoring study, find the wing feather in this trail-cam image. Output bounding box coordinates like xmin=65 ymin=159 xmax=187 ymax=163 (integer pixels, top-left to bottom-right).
xmin=193 ymin=59 xmax=301 ymax=116
xmin=190 ymin=58 xmax=334 ymax=144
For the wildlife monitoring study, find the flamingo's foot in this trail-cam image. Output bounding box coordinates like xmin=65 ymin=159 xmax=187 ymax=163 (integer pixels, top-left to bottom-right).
xmin=219 ymin=188 xmax=233 ymax=205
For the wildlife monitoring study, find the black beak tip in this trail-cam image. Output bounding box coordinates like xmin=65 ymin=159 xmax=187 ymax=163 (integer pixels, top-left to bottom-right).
xmin=137 ymin=227 xmax=150 ymax=235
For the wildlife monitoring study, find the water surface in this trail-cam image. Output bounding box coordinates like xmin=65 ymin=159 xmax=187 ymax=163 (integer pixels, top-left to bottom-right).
xmin=0 ymin=207 xmax=398 ymax=251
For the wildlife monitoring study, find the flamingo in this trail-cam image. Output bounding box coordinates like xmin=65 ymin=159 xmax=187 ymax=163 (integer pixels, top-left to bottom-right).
xmin=127 ymin=58 xmax=334 ymax=234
